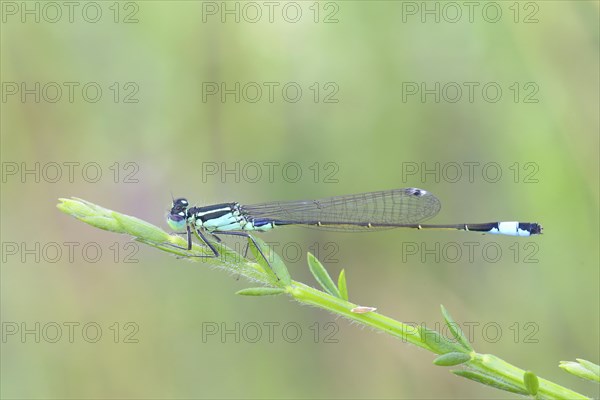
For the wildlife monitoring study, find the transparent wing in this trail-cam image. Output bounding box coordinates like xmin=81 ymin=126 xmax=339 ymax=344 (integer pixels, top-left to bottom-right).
xmin=241 ymin=188 xmax=441 ymax=231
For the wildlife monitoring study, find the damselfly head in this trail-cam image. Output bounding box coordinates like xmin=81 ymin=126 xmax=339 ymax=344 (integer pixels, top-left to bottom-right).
xmin=172 ymin=198 xmax=189 ymax=211
xmin=167 ymin=197 xmax=189 ymax=231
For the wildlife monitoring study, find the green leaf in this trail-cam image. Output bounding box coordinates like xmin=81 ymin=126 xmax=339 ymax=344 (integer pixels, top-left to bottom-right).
xmin=79 ymin=215 xmax=123 ymax=232
xmin=440 ymin=305 xmax=473 ymax=352
xmin=248 ymin=236 xmax=291 ymax=286
xmin=58 ymin=199 xmax=122 ymax=232
xmin=337 ymin=269 xmax=348 ymax=300
xmin=434 ymin=352 xmax=472 ymax=366
xmin=523 ymin=371 xmax=539 ymax=395
xmin=307 ymin=253 xmax=341 ymax=298
xmin=576 ymin=359 xmax=600 ymax=377
xmin=236 ymin=287 xmax=286 ymax=296
xmin=57 ymin=198 xmax=96 ymax=218
xmin=419 ymin=326 xmax=464 ymax=355
xmin=113 ymin=213 xmax=170 ymax=243
xmin=452 ymin=370 xmax=528 ymax=395
xmin=560 ymin=359 xmax=600 ymax=382
xmin=59 ymin=198 xmax=172 ymax=242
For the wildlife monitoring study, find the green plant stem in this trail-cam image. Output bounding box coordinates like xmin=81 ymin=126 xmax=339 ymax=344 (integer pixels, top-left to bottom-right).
xmin=286 ymin=282 xmax=587 ymax=399
xmin=57 ymin=198 xmax=592 ymax=400
xmin=288 ymin=281 xmax=425 ymax=349
xmin=468 ymin=354 xmax=587 ymax=399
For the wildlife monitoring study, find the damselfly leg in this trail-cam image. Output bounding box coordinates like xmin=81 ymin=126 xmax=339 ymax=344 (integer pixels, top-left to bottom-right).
xmin=165 ymin=222 xmax=276 ymax=278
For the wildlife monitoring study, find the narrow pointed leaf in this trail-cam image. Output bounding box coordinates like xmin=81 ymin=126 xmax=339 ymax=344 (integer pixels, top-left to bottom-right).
xmin=79 ymin=215 xmax=123 ymax=232
xmin=249 ymin=236 xmax=291 ymax=286
xmin=419 ymin=326 xmax=464 ymax=355
xmin=560 ymin=360 xmax=600 ymax=382
xmin=113 ymin=213 xmax=170 ymax=242
xmin=576 ymin=359 xmax=600 ymax=377
xmin=236 ymin=287 xmax=286 ymax=296
xmin=440 ymin=305 xmax=473 ymax=351
xmin=523 ymin=371 xmax=539 ymax=395
xmin=307 ymin=253 xmax=340 ymax=298
xmin=337 ymin=269 xmax=348 ymax=300
xmin=58 ymin=199 xmax=122 ymax=232
xmin=452 ymin=370 xmax=528 ymax=395
xmin=57 ymin=198 xmax=97 ymax=219
xmin=433 ymin=352 xmax=472 ymax=366
xmin=59 ymin=198 xmax=169 ymax=241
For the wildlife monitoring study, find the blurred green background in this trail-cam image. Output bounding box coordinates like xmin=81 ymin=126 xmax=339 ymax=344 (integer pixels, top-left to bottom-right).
xmin=1 ymin=1 xmax=598 ymax=399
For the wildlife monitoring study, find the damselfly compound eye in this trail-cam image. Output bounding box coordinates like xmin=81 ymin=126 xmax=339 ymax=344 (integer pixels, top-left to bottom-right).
xmin=173 ymin=198 xmax=188 ymax=207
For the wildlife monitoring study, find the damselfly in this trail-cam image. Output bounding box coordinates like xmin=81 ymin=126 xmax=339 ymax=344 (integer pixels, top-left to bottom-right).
xmin=166 ymin=188 xmax=542 ymax=265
